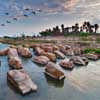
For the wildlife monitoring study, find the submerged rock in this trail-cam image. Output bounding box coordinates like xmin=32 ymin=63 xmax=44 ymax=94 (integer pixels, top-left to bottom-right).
xmin=59 ymin=59 xmax=74 ymax=70
xmin=70 ymin=56 xmax=88 ymax=66
xmin=54 ymin=50 xmax=65 ymax=59
xmin=7 ymin=69 xmax=37 ymax=95
xmin=17 ymin=46 xmax=32 ymax=58
xmin=45 ymin=62 xmax=65 ymax=80
xmin=33 ymin=56 xmax=50 ymax=65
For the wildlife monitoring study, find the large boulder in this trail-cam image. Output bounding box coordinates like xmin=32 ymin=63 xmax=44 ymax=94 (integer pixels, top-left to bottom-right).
xmin=7 ymin=69 xmax=37 ymax=95
xmin=54 ymin=50 xmax=65 ymax=59
xmin=17 ymin=46 xmax=32 ymax=58
xmin=73 ymin=48 xmax=83 ymax=55
xmin=65 ymin=49 xmax=74 ymax=56
xmin=8 ymin=48 xmax=19 ymax=59
xmin=32 ymin=56 xmax=50 ymax=65
xmin=8 ymin=57 xmax=23 ymax=69
xmin=35 ymin=47 xmax=45 ymax=55
xmin=43 ymin=52 xmax=56 ymax=62
xmin=45 ymin=62 xmax=65 ymax=80
xmin=0 ymin=48 xmax=9 ymax=56
xmin=84 ymin=53 xmax=99 ymax=61
xmin=40 ymin=44 xmax=53 ymax=52
xmin=59 ymin=59 xmax=74 ymax=70
xmin=70 ymin=56 xmax=88 ymax=66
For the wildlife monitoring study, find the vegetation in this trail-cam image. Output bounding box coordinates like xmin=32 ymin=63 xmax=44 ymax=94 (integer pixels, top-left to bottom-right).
xmin=84 ymin=48 xmax=100 ymax=54
xmin=40 ymin=21 xmax=99 ymax=37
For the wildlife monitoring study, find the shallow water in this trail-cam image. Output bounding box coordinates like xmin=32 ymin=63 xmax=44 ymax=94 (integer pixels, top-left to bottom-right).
xmin=0 ymin=43 xmax=100 ymax=100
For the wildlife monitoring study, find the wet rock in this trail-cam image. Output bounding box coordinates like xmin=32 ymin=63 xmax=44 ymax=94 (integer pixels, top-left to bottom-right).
xmin=73 ymin=48 xmax=83 ymax=55
xmin=59 ymin=59 xmax=74 ymax=70
xmin=35 ymin=47 xmax=45 ymax=55
xmin=84 ymin=53 xmax=99 ymax=61
xmin=8 ymin=48 xmax=23 ymax=69
xmin=40 ymin=44 xmax=53 ymax=52
xmin=65 ymin=49 xmax=74 ymax=56
xmin=70 ymin=56 xmax=88 ymax=66
xmin=32 ymin=56 xmax=50 ymax=65
xmin=43 ymin=52 xmax=56 ymax=62
xmin=8 ymin=57 xmax=23 ymax=69
xmin=8 ymin=48 xmax=19 ymax=59
xmin=17 ymin=46 xmax=32 ymax=58
xmin=0 ymin=48 xmax=9 ymax=56
xmin=45 ymin=62 xmax=65 ymax=80
xmin=7 ymin=69 xmax=37 ymax=95
xmin=54 ymin=50 xmax=65 ymax=59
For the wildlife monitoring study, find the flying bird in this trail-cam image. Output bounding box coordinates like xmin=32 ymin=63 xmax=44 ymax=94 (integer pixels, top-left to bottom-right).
xmin=1 ymin=24 xmax=5 ymax=26
xmin=25 ymin=8 xmax=30 ymax=11
xmin=13 ymin=18 xmax=18 ymax=21
xmin=5 ymin=13 xmax=9 ymax=15
xmin=32 ymin=11 xmax=36 ymax=15
xmin=24 ymin=14 xmax=28 ymax=17
xmin=37 ymin=9 xmax=42 ymax=12
xmin=6 ymin=20 xmax=11 ymax=23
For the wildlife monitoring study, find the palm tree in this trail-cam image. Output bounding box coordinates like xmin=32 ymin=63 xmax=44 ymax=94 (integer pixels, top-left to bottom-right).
xmin=61 ymin=24 xmax=65 ymax=34
xmin=94 ymin=24 xmax=99 ymax=33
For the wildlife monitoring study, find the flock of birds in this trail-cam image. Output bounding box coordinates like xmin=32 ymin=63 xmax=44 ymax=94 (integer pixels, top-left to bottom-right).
xmin=0 ymin=8 xmax=42 ymax=27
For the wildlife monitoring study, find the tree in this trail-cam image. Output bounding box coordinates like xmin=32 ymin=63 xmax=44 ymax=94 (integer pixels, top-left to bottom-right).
xmin=94 ymin=24 xmax=99 ymax=33
xmin=61 ymin=24 xmax=64 ymax=34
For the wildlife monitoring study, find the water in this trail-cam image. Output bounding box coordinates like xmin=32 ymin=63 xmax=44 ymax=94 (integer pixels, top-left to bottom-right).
xmin=0 ymin=43 xmax=100 ymax=100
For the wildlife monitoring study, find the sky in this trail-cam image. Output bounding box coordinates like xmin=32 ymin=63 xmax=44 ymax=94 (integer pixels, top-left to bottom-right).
xmin=0 ymin=0 xmax=100 ymax=36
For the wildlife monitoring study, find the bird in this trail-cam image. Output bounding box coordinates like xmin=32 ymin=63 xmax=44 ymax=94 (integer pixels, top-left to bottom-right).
xmin=13 ymin=18 xmax=18 ymax=21
xmin=25 ymin=8 xmax=30 ymax=11
xmin=6 ymin=20 xmax=11 ymax=23
xmin=23 ymin=14 xmax=28 ymax=17
xmin=37 ymin=9 xmax=42 ymax=12
xmin=32 ymin=11 xmax=36 ymax=15
xmin=5 ymin=13 xmax=9 ymax=15
xmin=1 ymin=24 xmax=5 ymax=26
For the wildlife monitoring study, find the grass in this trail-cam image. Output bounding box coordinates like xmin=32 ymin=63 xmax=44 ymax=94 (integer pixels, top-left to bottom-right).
xmin=84 ymin=48 xmax=100 ymax=54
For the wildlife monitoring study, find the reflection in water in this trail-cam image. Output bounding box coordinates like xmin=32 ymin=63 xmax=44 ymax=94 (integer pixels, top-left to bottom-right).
xmin=44 ymin=73 xmax=64 ymax=88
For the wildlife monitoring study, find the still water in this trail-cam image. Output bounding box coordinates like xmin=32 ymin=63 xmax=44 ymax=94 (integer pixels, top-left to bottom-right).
xmin=0 ymin=43 xmax=100 ymax=100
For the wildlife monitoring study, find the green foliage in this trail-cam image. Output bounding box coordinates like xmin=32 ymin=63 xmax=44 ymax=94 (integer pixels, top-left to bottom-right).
xmin=96 ymin=38 xmax=100 ymax=43
xmin=40 ymin=31 xmax=52 ymax=36
xmin=84 ymin=48 xmax=100 ymax=54
xmin=80 ymin=32 xmax=90 ymax=37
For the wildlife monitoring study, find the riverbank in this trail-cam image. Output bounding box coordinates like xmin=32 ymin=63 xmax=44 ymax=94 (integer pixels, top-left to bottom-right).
xmin=0 ymin=35 xmax=100 ymax=48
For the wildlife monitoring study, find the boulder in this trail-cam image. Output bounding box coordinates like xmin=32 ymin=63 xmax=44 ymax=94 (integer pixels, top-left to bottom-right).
xmin=32 ymin=56 xmax=50 ymax=65
xmin=7 ymin=69 xmax=37 ymax=95
xmin=54 ymin=50 xmax=65 ymax=59
xmin=0 ymin=48 xmax=9 ymax=56
xmin=40 ymin=44 xmax=53 ymax=52
xmin=8 ymin=57 xmax=23 ymax=69
xmin=35 ymin=47 xmax=45 ymax=55
xmin=73 ymin=48 xmax=82 ymax=55
xmin=70 ymin=56 xmax=88 ymax=66
xmin=45 ymin=62 xmax=65 ymax=80
xmin=43 ymin=52 xmax=56 ymax=62
xmin=65 ymin=49 xmax=74 ymax=56
xmin=59 ymin=59 xmax=74 ymax=70
xmin=8 ymin=48 xmax=19 ymax=59
xmin=17 ymin=46 xmax=32 ymax=58
xmin=84 ymin=53 xmax=99 ymax=61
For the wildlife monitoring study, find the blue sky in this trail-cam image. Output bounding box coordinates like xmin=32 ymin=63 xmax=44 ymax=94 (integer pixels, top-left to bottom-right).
xmin=0 ymin=0 xmax=100 ymax=36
